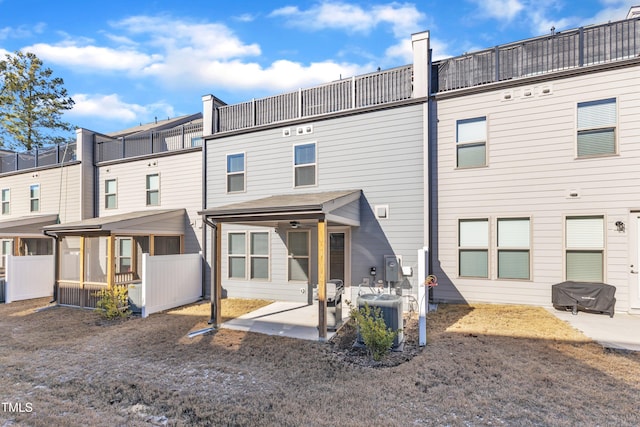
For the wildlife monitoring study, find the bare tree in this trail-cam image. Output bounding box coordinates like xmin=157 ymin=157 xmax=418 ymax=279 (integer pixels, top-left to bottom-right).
xmin=0 ymin=51 xmax=75 ymax=151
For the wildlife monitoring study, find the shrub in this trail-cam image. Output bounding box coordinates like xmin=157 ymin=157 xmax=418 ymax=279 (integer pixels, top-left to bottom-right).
xmin=95 ymin=285 xmax=131 ymax=319
xmin=350 ymin=303 xmax=399 ymax=361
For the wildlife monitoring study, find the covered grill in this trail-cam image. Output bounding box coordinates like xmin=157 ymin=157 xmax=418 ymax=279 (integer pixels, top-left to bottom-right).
xmin=314 ymin=279 xmax=344 ymax=331
xmin=551 ymin=281 xmax=616 ymax=317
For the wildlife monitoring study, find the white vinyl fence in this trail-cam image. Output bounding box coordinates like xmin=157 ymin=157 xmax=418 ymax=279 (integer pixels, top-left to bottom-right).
xmin=136 ymin=253 xmax=202 ymax=318
xmin=5 ymin=254 xmax=54 ymax=303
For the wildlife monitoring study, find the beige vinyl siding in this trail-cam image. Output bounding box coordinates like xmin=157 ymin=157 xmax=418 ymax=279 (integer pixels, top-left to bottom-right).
xmin=0 ymin=164 xmax=82 ymax=223
xmin=434 ymin=65 xmax=640 ymax=311
xmin=96 ymin=150 xmax=203 ymax=254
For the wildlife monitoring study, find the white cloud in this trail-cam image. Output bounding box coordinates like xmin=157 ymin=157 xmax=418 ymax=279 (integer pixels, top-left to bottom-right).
xmin=270 ymin=2 xmax=425 ymax=37
xmin=0 ymin=22 xmax=46 ymax=41
xmin=68 ymin=93 xmax=174 ymax=124
xmin=470 ymin=0 xmax=525 ymax=21
xmin=25 ymin=42 xmax=162 ymax=73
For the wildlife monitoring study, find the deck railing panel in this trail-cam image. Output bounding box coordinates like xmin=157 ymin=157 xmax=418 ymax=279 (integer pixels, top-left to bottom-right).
xmin=0 ymin=142 xmax=77 ymax=175
xmin=436 ymin=17 xmax=640 ymax=93
xmin=94 ymin=122 xmax=203 ymax=163
xmin=217 ymin=65 xmax=413 ymax=133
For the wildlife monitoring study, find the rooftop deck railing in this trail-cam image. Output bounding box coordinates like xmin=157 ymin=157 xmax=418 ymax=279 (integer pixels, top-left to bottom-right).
xmin=95 ymin=121 xmax=203 ymax=163
xmin=0 ymin=143 xmax=77 ymax=175
xmin=434 ymin=17 xmax=640 ymax=92
xmin=216 ymin=65 xmax=414 ymax=133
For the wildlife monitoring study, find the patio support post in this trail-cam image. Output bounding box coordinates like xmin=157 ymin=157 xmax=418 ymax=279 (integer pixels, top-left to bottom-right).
xmin=107 ymin=235 xmax=115 ymax=289
xmin=317 ymin=219 xmax=327 ymax=339
xmin=79 ymin=236 xmax=86 ymax=306
xmin=211 ymin=222 xmax=222 ymax=327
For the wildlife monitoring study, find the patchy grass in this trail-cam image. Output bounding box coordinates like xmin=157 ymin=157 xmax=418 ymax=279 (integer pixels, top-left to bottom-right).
xmin=0 ymin=298 xmax=639 ymax=426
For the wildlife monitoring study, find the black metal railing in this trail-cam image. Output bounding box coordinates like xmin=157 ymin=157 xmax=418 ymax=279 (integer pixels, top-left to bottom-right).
xmin=434 ymin=17 xmax=640 ymax=92
xmin=95 ymin=122 xmax=203 ymax=163
xmin=216 ymin=65 xmax=414 ymax=133
xmin=0 ymin=143 xmax=77 ymax=175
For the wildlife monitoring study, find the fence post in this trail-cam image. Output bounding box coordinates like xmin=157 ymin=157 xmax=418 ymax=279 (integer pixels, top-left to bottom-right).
xmin=351 ymin=76 xmax=356 ymax=109
xmin=298 ymin=88 xmax=302 ymax=118
xmin=494 ymin=46 xmax=500 ymax=83
xmin=578 ymin=27 xmax=584 ymax=67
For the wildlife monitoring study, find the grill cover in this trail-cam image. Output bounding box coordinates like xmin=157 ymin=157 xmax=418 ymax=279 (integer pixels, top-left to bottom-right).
xmin=551 ymin=281 xmax=616 ymax=317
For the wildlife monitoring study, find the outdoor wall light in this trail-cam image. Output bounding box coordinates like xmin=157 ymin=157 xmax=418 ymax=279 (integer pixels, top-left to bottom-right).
xmin=290 ymin=221 xmax=300 ymax=229
xmin=615 ymin=221 xmax=625 ymax=232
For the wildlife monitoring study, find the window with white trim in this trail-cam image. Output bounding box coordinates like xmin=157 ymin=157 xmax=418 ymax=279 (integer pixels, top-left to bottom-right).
xmin=105 ymin=179 xmax=117 ymax=209
xmin=226 ymin=153 xmax=245 ymax=193
xmin=497 ymin=218 xmax=530 ymax=280
xmin=250 ymin=232 xmax=269 ymax=279
xmin=29 ymin=184 xmax=40 ymax=212
xmin=146 ymin=174 xmax=159 ymax=206
xmin=577 ymin=98 xmax=616 ymax=157
xmin=228 ymin=232 xmax=246 ymax=279
xmin=294 ymin=143 xmax=316 ymax=187
xmin=1 ymin=188 xmax=9 ymax=215
xmin=287 ymin=230 xmax=309 ymax=281
xmin=458 ymin=219 xmax=489 ymax=278
xmin=456 ymin=117 xmax=486 ymax=168
xmin=565 ymin=216 xmax=604 ymax=282
xmin=116 ymin=237 xmax=132 ymax=273
xmin=227 ymin=231 xmax=270 ymax=279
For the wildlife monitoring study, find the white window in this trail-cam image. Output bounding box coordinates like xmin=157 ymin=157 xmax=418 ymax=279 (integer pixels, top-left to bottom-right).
xmin=146 ymin=174 xmax=159 ymax=206
xmin=294 ymin=143 xmax=316 ymax=187
xmin=458 ymin=219 xmax=489 ymax=278
xmin=228 ymin=232 xmax=246 ymax=279
xmin=250 ymin=232 xmax=269 ymax=279
xmin=287 ymin=230 xmax=309 ymax=281
xmin=497 ymin=218 xmax=530 ymax=280
xmin=105 ymin=179 xmax=117 ymax=209
xmin=116 ymin=237 xmax=132 ymax=273
xmin=29 ymin=184 xmax=40 ymax=212
xmin=566 ymin=216 xmax=604 ymax=282
xmin=227 ymin=232 xmax=269 ymax=279
xmin=456 ymin=117 xmax=486 ymax=168
xmin=226 ymin=153 xmax=245 ymax=193
xmin=1 ymin=239 xmax=13 ymax=268
xmin=1 ymin=188 xmax=9 ymax=215
xmin=577 ymin=98 xmax=616 ymax=157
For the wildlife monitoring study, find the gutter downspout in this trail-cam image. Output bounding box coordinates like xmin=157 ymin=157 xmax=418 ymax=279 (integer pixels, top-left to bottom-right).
xmin=201 ymin=137 xmax=207 ymax=300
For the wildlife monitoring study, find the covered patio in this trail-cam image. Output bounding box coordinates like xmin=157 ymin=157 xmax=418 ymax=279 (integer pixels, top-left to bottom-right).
xmin=0 ymin=213 xmax=58 ymax=273
xmin=43 ymin=209 xmax=186 ymax=308
xmin=200 ymin=189 xmax=361 ymax=340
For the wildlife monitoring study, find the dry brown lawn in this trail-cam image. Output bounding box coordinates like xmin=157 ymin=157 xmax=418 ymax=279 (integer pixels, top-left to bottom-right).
xmin=1 ymin=297 xmax=639 ymax=426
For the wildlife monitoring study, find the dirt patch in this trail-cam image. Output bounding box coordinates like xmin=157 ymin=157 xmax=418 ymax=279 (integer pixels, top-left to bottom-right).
xmin=1 ymin=298 xmax=639 ymax=426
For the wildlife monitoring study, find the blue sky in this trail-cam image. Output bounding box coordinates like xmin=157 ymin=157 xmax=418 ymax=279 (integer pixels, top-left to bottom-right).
xmin=0 ymin=0 xmax=637 ymax=133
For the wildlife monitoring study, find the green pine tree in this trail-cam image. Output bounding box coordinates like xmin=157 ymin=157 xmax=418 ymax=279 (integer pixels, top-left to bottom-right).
xmin=0 ymin=51 xmax=75 ymax=150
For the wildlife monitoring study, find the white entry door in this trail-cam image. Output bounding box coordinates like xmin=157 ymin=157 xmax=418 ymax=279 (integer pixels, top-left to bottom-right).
xmin=632 ymin=215 xmax=640 ymax=309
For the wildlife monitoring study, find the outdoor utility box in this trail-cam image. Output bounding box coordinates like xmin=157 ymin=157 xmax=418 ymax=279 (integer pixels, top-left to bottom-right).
xmin=127 ymin=283 xmax=142 ymax=314
xmin=384 ymin=255 xmax=400 ymax=283
xmin=356 ymin=293 xmax=404 ymax=349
